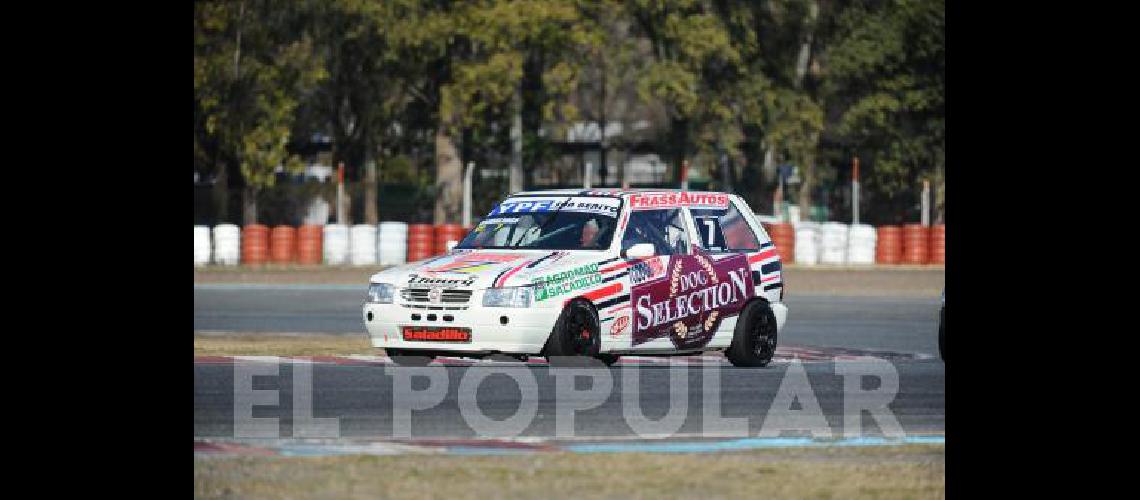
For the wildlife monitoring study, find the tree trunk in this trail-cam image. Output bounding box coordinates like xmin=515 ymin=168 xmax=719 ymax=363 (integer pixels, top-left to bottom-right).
xmin=793 ymin=1 xmax=820 ymax=222
xmin=793 ymin=1 xmax=819 ymax=91
xmin=761 ymin=142 xmax=777 ymax=183
xmin=242 ymin=185 xmax=257 ymax=225
xmin=934 ymin=157 xmax=945 ymax=224
xmin=671 ymin=117 xmax=688 ymax=186
xmin=598 ymin=57 xmax=608 ymax=186
xmin=212 ymin=158 xmax=229 ymax=224
xmin=509 ymin=86 xmax=524 ymax=194
xmin=364 ymin=157 xmax=378 ymax=225
xmin=434 ymin=119 xmax=463 ymax=225
xmin=797 ymin=147 xmax=814 ymax=223
xmin=718 ymin=148 xmax=733 ymax=192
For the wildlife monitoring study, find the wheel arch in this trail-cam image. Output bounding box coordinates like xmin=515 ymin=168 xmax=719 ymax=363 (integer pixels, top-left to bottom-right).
xmin=540 ymin=297 xmax=601 ymax=356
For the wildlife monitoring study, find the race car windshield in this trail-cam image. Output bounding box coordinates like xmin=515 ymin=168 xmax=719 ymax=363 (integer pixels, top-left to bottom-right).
xmin=455 ymin=197 xmax=620 ymax=250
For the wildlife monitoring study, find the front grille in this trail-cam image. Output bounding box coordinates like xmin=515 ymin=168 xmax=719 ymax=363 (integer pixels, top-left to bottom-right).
xmin=400 ymin=288 xmax=473 ymax=304
xmin=400 ymin=304 xmax=469 ymax=311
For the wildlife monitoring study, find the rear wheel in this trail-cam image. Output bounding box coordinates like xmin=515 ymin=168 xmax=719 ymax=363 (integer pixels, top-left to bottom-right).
xmin=596 ymin=353 xmax=620 ymax=366
xmin=938 ymin=305 xmax=945 ymax=362
xmin=725 ymin=300 xmax=778 ymax=367
xmin=544 ymin=300 xmax=605 ymax=366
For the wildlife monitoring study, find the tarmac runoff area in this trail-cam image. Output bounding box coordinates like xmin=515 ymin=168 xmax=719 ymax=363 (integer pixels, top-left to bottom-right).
xmin=194 ymin=267 xmax=944 ymax=459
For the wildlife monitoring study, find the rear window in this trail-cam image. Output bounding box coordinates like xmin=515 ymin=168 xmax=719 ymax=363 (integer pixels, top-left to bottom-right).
xmin=689 ymin=200 xmax=761 ymax=253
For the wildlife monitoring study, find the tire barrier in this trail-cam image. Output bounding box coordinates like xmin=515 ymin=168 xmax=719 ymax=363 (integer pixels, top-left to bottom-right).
xmin=212 ymin=224 xmax=241 ymax=266
xmin=793 ymin=222 xmax=820 ymax=265
xmin=876 ymin=226 xmax=902 ymax=265
xmin=846 ymin=224 xmax=877 ymax=265
xmin=269 ymin=225 xmax=297 ymax=264
xmin=296 ymin=225 xmax=323 ymax=265
xmin=194 ymin=226 xmax=211 ymax=266
xmin=902 ymin=224 xmax=930 ymax=265
xmin=763 ymin=223 xmax=795 ymax=262
xmin=241 ymin=224 xmax=269 ymax=266
xmin=819 ymin=222 xmax=849 ymax=265
xmin=929 ymin=224 xmax=945 ymax=265
xmin=407 ymin=224 xmax=435 ymax=262
xmin=322 ymin=224 xmax=349 ymax=265
xmin=434 ymin=223 xmax=466 ymax=256
xmin=197 ymin=221 xmax=946 ymax=267
xmin=377 ymin=221 xmax=408 ymax=266
xmin=350 ymin=224 xmax=378 ymax=265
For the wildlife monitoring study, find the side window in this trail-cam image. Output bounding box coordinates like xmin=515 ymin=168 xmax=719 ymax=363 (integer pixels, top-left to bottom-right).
xmin=689 ymin=200 xmax=761 ymax=253
xmin=621 ymin=209 xmax=690 ymax=255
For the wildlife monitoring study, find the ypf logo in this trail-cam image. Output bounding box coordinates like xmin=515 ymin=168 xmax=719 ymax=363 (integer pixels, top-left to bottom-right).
xmin=610 ymin=316 xmax=630 ymax=336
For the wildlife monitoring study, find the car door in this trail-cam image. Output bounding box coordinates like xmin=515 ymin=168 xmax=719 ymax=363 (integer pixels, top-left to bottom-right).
xmin=618 ymin=201 xmax=756 ymax=353
xmin=683 ymin=196 xmax=780 ymax=349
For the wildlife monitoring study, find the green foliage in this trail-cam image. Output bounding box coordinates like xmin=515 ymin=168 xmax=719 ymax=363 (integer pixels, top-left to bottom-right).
xmin=194 ymin=0 xmax=327 ymax=191
xmin=823 ymin=0 xmax=945 ymax=197
xmin=194 ymin=0 xmax=944 ymax=223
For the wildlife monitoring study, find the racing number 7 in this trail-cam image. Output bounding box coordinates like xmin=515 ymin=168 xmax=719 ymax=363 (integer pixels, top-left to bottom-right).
xmin=701 ymin=219 xmax=716 ymax=246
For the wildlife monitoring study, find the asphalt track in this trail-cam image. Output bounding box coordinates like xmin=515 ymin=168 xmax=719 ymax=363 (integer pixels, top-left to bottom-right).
xmin=193 ymin=285 xmax=941 ymax=354
xmin=194 ymin=285 xmax=944 ymax=440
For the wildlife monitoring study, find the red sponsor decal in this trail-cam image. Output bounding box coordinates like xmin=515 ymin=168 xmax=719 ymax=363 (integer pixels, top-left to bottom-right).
xmin=600 ymin=261 xmax=633 ymax=274
xmin=401 ymin=326 xmax=472 ymax=342
xmin=610 ymin=316 xmax=630 ymax=336
xmin=425 ymin=252 xmax=525 ymax=273
xmin=581 ymin=282 xmax=623 ymax=302
xmin=494 ymin=259 xmax=533 ymax=287
xmin=747 ymin=248 xmax=779 ymax=264
xmin=628 ymin=192 xmax=729 ymax=210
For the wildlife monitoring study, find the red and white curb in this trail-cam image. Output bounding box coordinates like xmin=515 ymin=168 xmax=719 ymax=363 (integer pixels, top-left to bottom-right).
xmin=194 ymin=346 xmax=931 ymax=367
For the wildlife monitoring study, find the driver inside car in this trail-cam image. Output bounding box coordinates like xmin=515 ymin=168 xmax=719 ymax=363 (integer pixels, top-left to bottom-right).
xmin=579 ymin=218 xmax=601 ymax=248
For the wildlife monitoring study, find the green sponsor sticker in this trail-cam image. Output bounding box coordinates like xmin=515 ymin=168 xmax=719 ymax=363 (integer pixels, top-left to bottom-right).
xmin=532 ymin=263 xmax=601 ymax=301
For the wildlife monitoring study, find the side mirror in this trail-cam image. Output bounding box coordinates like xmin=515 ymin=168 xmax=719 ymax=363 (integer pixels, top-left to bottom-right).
xmin=623 ymin=243 xmax=655 ymax=259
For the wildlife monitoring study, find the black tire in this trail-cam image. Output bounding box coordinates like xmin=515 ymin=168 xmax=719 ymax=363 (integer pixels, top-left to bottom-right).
xmin=725 ymin=300 xmax=778 ymax=367
xmin=596 ymin=353 xmax=620 ymax=366
xmin=386 ymin=348 xmax=435 ymax=367
xmin=938 ymin=305 xmax=945 ymax=362
xmin=544 ymin=300 xmax=604 ymax=366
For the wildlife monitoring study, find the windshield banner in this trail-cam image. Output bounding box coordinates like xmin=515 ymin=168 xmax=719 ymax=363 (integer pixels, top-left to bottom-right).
xmin=486 ymin=197 xmax=621 ymax=218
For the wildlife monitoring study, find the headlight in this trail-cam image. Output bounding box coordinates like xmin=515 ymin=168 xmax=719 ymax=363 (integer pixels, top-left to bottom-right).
xmin=366 ymin=283 xmax=395 ymax=304
xmin=482 ymin=286 xmax=533 ymax=308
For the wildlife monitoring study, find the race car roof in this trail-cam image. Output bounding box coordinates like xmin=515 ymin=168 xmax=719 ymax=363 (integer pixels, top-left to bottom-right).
xmin=510 ymin=188 xmax=731 ymax=198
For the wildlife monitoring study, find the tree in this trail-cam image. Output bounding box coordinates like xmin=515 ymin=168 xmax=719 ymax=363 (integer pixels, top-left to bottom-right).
xmin=626 ymin=0 xmax=741 ymax=184
xmin=194 ymin=0 xmax=327 ymax=224
xmin=303 ymin=0 xmax=414 ymax=224
xmin=381 ymin=0 xmax=594 ymax=223
xmin=822 ymin=0 xmax=945 ymax=223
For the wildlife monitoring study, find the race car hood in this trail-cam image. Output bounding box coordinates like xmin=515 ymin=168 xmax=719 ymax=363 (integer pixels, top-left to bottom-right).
xmin=369 ymin=249 xmax=614 ymax=290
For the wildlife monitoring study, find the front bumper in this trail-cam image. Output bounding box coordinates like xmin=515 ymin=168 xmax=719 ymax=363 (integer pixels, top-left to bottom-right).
xmin=363 ymin=301 xmax=557 ymax=355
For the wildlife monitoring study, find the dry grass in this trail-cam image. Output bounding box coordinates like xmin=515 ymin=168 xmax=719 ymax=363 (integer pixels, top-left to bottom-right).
xmin=194 ymin=334 xmax=373 ymax=357
xmin=195 ymin=444 xmax=944 ymax=499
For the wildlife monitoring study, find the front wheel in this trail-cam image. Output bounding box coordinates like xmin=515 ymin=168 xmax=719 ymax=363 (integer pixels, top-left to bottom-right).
xmin=544 ymin=300 xmax=605 ymax=367
xmin=938 ymin=305 xmax=945 ymax=362
xmin=725 ymin=300 xmax=778 ymax=367
xmin=386 ymin=348 xmax=435 ymax=367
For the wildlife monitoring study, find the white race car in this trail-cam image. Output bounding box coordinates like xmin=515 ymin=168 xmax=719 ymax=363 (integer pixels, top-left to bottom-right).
xmin=363 ymin=189 xmax=788 ymax=366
